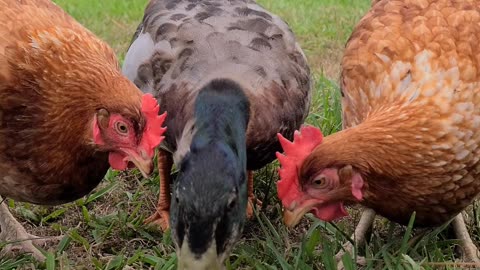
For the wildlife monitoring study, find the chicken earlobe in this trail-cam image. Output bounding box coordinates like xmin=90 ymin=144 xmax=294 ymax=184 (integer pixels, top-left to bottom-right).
xmin=338 ymin=165 xmax=364 ymax=201
xmin=92 ymin=112 xmax=108 ymax=146
xmin=351 ymin=174 xmax=364 ymax=200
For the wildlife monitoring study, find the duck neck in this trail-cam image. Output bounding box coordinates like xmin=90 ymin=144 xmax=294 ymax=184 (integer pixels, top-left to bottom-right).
xmin=191 ymin=79 xmax=250 ymax=164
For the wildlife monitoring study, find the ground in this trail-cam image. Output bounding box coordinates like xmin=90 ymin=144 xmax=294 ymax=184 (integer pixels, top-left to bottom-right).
xmin=2 ymin=0 xmax=480 ymax=269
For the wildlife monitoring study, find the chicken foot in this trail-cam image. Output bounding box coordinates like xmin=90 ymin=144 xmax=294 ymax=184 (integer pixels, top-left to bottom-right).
xmin=246 ymin=170 xmax=262 ymax=219
xmin=145 ymin=149 xmax=173 ymax=231
xmin=335 ymin=208 xmax=376 ymax=270
xmin=452 ymin=212 xmax=480 ymax=263
xmin=0 ymin=200 xmax=61 ymax=261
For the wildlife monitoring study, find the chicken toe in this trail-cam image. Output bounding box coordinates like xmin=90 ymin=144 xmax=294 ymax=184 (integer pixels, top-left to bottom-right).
xmin=145 ymin=149 xmax=173 ymax=231
xmin=0 ymin=201 xmax=61 ymax=261
xmin=452 ymin=213 xmax=480 ymax=263
xmin=246 ymin=197 xmax=263 ymax=219
xmin=246 ymin=170 xmax=262 ymax=219
xmin=145 ymin=209 xmax=171 ymax=231
xmin=335 ymin=208 xmax=376 ymax=269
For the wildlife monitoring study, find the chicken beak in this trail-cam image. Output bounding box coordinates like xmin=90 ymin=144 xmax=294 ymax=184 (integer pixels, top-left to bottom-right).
xmin=283 ymin=199 xmax=320 ymax=228
xmin=284 ymin=199 xmax=349 ymax=228
xmin=130 ymin=158 xmax=153 ymax=178
xmin=123 ymin=149 xmax=153 ymax=178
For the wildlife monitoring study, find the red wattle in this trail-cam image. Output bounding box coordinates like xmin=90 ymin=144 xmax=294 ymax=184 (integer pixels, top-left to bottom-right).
xmin=108 ymin=152 xmax=128 ymax=170
xmin=311 ymin=202 xmax=348 ymax=221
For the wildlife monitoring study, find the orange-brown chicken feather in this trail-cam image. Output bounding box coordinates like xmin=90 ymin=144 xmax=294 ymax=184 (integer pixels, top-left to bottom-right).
xmin=0 ymin=0 xmax=166 ymax=260
xmin=278 ymin=0 xmax=480 ymax=231
xmin=276 ymin=0 xmax=480 ymax=263
xmin=0 ymin=0 xmax=165 ymax=215
xmin=336 ymin=0 xmax=480 ymax=226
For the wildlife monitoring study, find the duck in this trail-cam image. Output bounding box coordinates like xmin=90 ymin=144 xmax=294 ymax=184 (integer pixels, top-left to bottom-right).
xmin=122 ymin=0 xmax=311 ymax=268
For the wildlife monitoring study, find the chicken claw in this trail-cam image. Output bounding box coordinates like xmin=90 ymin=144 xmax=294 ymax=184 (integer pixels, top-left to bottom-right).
xmin=246 ymin=170 xmax=262 ymax=219
xmin=452 ymin=212 xmax=480 ymax=263
xmin=145 ymin=149 xmax=173 ymax=231
xmin=246 ymin=196 xmax=263 ymax=219
xmin=145 ymin=209 xmax=170 ymax=231
xmin=335 ymin=208 xmax=376 ymax=270
xmin=0 ymin=201 xmax=61 ymax=261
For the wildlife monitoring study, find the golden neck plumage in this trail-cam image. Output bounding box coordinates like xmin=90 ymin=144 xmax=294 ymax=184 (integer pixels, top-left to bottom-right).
xmin=304 ymin=104 xmax=448 ymax=183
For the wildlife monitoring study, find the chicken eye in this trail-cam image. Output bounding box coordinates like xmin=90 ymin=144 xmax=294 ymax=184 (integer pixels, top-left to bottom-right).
xmin=312 ymin=176 xmax=326 ymax=188
xmin=115 ymin=121 xmax=129 ymax=134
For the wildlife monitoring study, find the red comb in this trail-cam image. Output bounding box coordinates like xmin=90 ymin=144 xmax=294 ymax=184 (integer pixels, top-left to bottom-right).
xmin=139 ymin=93 xmax=167 ymax=157
xmin=276 ymin=125 xmax=323 ymax=209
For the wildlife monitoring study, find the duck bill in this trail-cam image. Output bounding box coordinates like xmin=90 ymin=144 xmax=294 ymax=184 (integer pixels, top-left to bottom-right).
xmin=177 ymin=242 xmax=225 ymax=270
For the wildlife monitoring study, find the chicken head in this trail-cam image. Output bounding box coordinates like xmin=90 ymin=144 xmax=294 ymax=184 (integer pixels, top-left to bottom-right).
xmin=276 ymin=125 xmax=364 ymax=227
xmin=93 ymin=93 xmax=166 ymax=177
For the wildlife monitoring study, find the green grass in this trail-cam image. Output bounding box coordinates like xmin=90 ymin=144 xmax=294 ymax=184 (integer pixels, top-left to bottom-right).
xmin=2 ymin=0 xmax=480 ymax=269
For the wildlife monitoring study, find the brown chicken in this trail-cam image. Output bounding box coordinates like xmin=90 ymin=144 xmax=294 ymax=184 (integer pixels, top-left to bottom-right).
xmin=276 ymin=0 xmax=480 ymax=263
xmin=0 ymin=0 xmax=166 ymax=260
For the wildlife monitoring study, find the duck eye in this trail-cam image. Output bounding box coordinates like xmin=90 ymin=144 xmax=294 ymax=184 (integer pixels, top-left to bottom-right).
xmin=115 ymin=121 xmax=129 ymax=134
xmin=227 ymin=196 xmax=237 ymax=211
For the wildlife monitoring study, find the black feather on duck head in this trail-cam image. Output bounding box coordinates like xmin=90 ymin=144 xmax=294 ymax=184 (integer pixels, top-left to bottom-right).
xmin=170 ymin=79 xmax=250 ymax=269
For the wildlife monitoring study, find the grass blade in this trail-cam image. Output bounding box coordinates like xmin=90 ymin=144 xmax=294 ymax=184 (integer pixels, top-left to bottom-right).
xmin=56 ymin=235 xmax=72 ymax=253
xmin=85 ymin=181 xmax=118 ymax=205
xmin=41 ymin=208 xmax=66 ymax=224
xmin=396 ymin=212 xmax=416 ymax=268
xmin=45 ymin=252 xmax=56 ymax=270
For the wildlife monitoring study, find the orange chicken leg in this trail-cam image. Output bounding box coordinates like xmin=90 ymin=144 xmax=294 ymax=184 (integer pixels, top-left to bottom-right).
xmin=145 ymin=149 xmax=173 ymax=231
xmin=246 ymin=171 xmax=262 ymax=218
